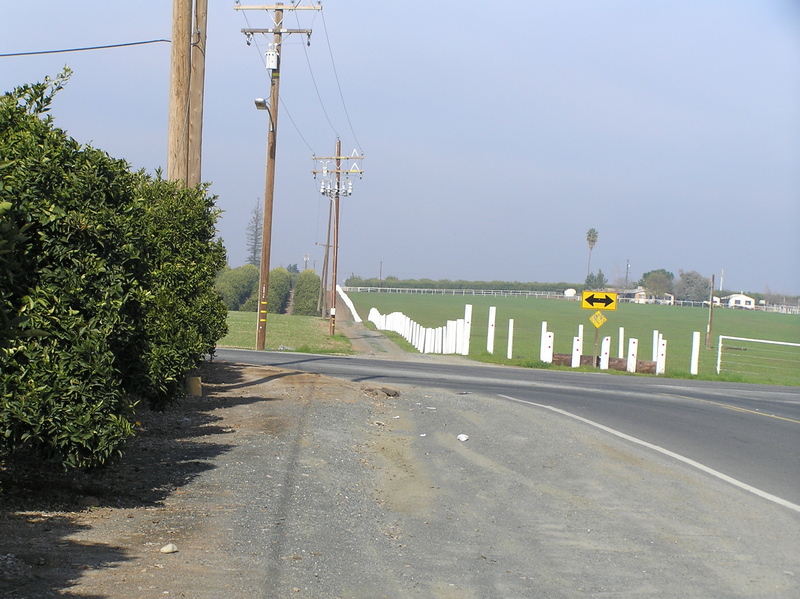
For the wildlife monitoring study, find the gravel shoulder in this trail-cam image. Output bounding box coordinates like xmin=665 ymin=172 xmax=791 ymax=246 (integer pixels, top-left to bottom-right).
xmin=2 ymin=328 xmax=799 ymax=597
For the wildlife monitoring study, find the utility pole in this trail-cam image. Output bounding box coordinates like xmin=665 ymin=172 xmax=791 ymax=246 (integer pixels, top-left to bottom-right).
xmin=313 ymin=140 xmax=364 ymax=335
xmin=187 ymin=0 xmax=207 ymax=187
xmin=237 ymin=1 xmax=320 ymax=350
xmin=706 ymin=274 xmax=715 ymax=349
xmin=168 ymin=0 xmax=208 ymax=186
xmin=168 ymin=0 xmax=192 ymax=182
xmin=315 ymin=239 xmax=331 ymax=316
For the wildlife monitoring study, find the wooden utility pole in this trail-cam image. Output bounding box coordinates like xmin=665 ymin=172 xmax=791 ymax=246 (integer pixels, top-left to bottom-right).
xmin=187 ymin=0 xmax=207 ymax=187
xmin=237 ymin=1 xmax=320 ymax=350
xmin=255 ymin=6 xmax=282 ymax=351
xmin=706 ymin=274 xmax=715 ymax=349
xmin=329 ymin=138 xmax=342 ymax=335
xmin=168 ymin=0 xmax=192 ymax=182
xmin=312 ymin=140 xmax=364 ymax=335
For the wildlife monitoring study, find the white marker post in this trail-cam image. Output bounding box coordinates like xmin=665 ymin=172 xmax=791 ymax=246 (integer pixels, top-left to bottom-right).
xmin=627 ymin=338 xmax=639 ymax=373
xmin=541 ymin=331 xmax=554 ymax=363
xmin=571 ymin=337 xmax=582 ymax=368
xmin=462 ymin=304 xmax=473 ymax=356
xmin=599 ymin=336 xmax=611 ymax=370
xmin=656 ymin=338 xmax=667 ymax=375
xmin=507 ymin=319 xmax=514 ymax=360
xmin=618 ymin=326 xmax=625 ymax=359
xmin=487 ymin=307 xmax=496 ymax=354
xmin=690 ymin=331 xmax=701 ymax=375
xmin=540 ymin=321 xmax=548 ymax=361
xmin=652 ymin=330 xmax=660 ymax=362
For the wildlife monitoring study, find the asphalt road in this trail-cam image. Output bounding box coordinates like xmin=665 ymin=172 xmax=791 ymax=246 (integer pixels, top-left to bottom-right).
xmin=215 ymin=348 xmax=800 ymax=512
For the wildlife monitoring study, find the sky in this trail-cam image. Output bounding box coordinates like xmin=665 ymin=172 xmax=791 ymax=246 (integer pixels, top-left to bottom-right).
xmin=1 ymin=1 xmax=799 ymax=295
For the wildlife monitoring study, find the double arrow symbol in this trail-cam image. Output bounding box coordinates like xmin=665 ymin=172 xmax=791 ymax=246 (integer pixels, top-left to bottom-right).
xmin=584 ymin=293 xmax=615 ymax=307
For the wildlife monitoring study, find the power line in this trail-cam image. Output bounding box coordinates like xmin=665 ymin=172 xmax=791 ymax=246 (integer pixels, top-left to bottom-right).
xmin=0 ymin=39 xmax=170 ymax=58
xmin=295 ymin=9 xmax=339 ymax=138
xmin=320 ymin=10 xmax=363 ymax=153
xmin=238 ymin=8 xmax=317 ymax=154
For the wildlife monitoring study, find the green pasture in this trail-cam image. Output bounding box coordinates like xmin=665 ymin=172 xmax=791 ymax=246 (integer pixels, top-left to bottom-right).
xmin=217 ymin=311 xmax=352 ymax=354
xmin=347 ymin=292 xmax=800 ymax=384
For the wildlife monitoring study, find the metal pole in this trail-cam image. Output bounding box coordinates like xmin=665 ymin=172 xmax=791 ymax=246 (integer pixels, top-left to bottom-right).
xmin=255 ymin=6 xmax=283 ymax=351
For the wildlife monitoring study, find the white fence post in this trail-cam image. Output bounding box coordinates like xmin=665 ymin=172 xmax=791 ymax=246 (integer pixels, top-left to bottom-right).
xmin=571 ymin=337 xmax=582 ymax=367
xmin=656 ymin=339 xmax=667 ymax=375
xmin=462 ymin=304 xmax=472 ymax=356
xmin=541 ymin=331 xmax=554 ymax=363
xmin=690 ymin=331 xmax=701 ymax=375
xmin=507 ymin=319 xmax=514 ymax=360
xmin=652 ymin=330 xmax=660 ymax=362
xmin=487 ymin=307 xmax=497 ymax=354
xmin=627 ymin=338 xmax=639 ymax=373
xmin=578 ymin=324 xmax=584 ymax=355
xmin=446 ymin=320 xmax=457 ymax=354
xmin=600 ymin=336 xmax=611 ymax=370
xmin=540 ymin=322 xmax=549 ymax=361
xmin=618 ymin=327 xmax=625 ymax=359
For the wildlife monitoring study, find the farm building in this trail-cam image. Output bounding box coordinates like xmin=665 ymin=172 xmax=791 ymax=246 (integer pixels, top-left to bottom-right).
xmin=618 ymin=287 xmax=674 ymax=305
xmin=722 ymin=293 xmax=756 ymax=309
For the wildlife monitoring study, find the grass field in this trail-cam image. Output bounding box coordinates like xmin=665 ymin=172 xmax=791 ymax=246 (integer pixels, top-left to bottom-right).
xmin=346 ymin=292 xmax=800 ymax=384
xmin=217 ymin=311 xmax=352 ymax=354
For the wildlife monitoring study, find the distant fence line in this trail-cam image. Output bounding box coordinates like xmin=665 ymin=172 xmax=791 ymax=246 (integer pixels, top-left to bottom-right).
xmin=342 ymin=287 xmax=800 ymax=314
xmin=343 ymin=287 xmax=567 ymax=299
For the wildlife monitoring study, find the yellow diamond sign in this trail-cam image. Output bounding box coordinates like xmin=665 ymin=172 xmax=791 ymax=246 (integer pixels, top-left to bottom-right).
xmin=589 ymin=310 xmax=607 ymax=329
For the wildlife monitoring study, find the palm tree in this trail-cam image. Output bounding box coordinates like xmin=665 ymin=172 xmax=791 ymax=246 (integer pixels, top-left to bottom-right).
xmin=586 ymin=228 xmax=598 ymax=277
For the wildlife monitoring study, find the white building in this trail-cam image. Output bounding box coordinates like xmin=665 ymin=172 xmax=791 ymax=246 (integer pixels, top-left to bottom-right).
xmin=722 ymin=293 xmax=756 ymax=309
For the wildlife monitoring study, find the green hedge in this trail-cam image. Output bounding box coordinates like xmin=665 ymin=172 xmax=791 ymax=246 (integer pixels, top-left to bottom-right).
xmin=267 ymin=267 xmax=291 ymax=314
xmin=215 ymin=264 xmax=259 ymax=311
xmin=0 ymin=72 xmax=226 ymax=469
xmin=292 ymin=269 xmax=321 ymax=316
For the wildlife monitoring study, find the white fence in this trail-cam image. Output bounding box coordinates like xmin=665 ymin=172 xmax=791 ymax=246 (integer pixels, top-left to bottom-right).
xmin=362 ymin=301 xmax=700 ymax=375
xmin=344 ymin=287 xmax=568 ymax=299
xmin=716 ymin=336 xmax=800 ymax=384
xmin=366 ymin=305 xmax=472 ymax=355
xmin=344 ymin=287 xmax=799 ymax=314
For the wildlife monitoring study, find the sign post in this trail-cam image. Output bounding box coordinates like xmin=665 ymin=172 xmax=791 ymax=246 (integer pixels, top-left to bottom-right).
xmin=581 ymin=291 xmax=617 ymax=367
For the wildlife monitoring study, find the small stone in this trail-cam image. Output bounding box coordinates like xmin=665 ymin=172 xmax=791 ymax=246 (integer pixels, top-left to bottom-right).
xmin=160 ymin=544 xmax=179 ymax=554
xmin=457 ymin=434 xmax=469 ymax=442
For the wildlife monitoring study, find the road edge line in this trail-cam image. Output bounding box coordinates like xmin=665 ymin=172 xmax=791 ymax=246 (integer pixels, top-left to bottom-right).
xmin=498 ymin=394 xmax=800 ymax=514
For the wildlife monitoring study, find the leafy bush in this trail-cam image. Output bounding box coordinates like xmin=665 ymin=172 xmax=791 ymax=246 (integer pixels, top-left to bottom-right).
xmin=267 ymin=267 xmax=291 ymax=314
xmin=124 ymin=175 xmax=228 ymax=409
xmin=0 ymin=73 xmax=140 ymax=467
xmin=292 ymin=269 xmax=321 ymax=316
xmin=0 ymin=72 xmax=227 ymax=468
xmin=215 ymin=264 xmax=259 ymax=311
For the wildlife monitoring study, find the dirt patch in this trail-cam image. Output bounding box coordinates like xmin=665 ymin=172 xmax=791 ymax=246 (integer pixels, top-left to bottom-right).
xmin=0 ymin=361 xmax=394 ymax=598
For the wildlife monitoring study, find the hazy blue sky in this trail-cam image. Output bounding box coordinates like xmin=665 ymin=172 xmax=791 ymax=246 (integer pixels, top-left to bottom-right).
xmin=2 ymin=1 xmax=798 ymax=294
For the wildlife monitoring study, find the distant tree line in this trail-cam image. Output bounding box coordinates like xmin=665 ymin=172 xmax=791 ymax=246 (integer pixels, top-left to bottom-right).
xmin=215 ymin=264 xmax=321 ymax=316
xmin=344 ymin=275 xmax=582 ymax=293
xmin=0 ymin=73 xmax=227 ymax=470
